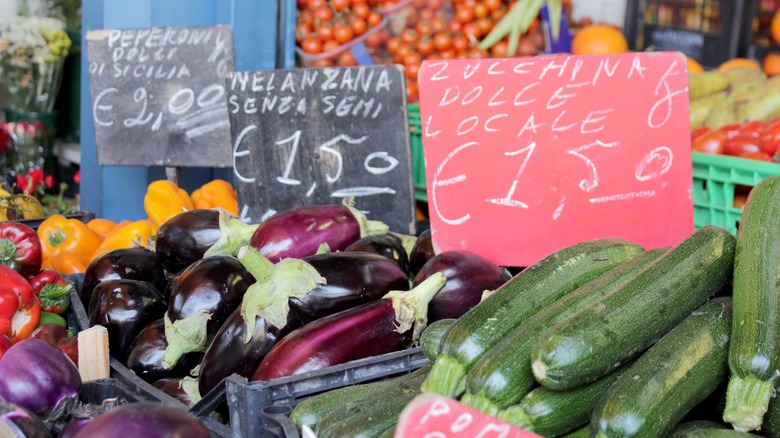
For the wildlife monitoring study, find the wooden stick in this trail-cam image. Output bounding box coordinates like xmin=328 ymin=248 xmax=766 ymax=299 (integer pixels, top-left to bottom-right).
xmin=78 ymin=325 xmax=110 ymax=381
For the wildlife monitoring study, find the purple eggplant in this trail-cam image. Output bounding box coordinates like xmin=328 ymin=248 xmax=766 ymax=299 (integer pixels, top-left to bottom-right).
xmin=409 ymin=228 xmax=436 ymax=276
xmin=414 ymin=250 xmax=511 ymax=322
xmin=0 ymin=401 xmax=48 ymax=438
xmin=197 ymin=249 xmax=410 ymax=395
xmin=126 ymin=319 xmax=202 ymax=383
xmin=88 ymin=279 xmax=166 ymax=362
xmin=73 ymin=402 xmax=209 ymax=438
xmin=249 ymin=200 xmax=389 ymax=263
xmin=155 ymin=209 xmax=221 ymax=274
xmin=344 ymin=233 xmax=412 ymax=274
xmin=252 ymin=272 xmax=446 ymax=380
xmin=0 ymin=339 xmax=81 ymax=421
xmin=81 ymin=247 xmax=167 ymax=306
xmin=161 ymin=256 xmax=252 ymax=369
xmin=153 ymin=377 xmax=199 ymax=408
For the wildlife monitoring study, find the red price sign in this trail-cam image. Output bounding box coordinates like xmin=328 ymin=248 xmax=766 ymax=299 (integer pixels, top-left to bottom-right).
xmin=418 ymin=52 xmax=693 ymax=267
xmin=395 ymin=394 xmax=542 ymax=438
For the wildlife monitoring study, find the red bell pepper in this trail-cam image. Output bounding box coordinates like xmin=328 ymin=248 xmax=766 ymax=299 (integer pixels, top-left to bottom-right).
xmin=0 ymin=265 xmax=41 ymax=343
xmin=0 ymin=222 xmax=42 ymax=278
xmin=29 ymin=323 xmax=78 ymax=364
xmin=28 ymin=269 xmax=72 ymax=315
xmin=0 ymin=287 xmax=19 ymax=337
xmin=0 ymin=333 xmax=10 ymax=359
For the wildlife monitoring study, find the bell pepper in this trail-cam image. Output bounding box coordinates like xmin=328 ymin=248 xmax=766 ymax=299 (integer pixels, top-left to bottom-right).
xmin=86 ymin=218 xmax=118 ymax=239
xmin=0 ymin=334 xmax=10 ymax=359
xmin=41 ymin=252 xmax=90 ymax=275
xmin=0 ymin=265 xmax=41 ymax=343
xmin=38 ymin=215 xmax=102 ymax=260
xmin=91 ymin=219 xmax=156 ymax=260
xmin=0 ymin=222 xmax=42 ymax=277
xmin=191 ymin=179 xmax=239 ymax=217
xmin=37 ymin=311 xmax=67 ymax=328
xmin=0 ymin=287 xmax=19 ymax=337
xmin=29 ymin=323 xmax=78 ymax=364
xmin=28 ymin=269 xmax=72 ymax=315
xmin=144 ymin=180 xmax=194 ymax=226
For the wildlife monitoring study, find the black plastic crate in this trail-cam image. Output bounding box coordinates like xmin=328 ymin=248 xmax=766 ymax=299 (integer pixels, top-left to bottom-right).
xmin=225 ymin=348 xmax=429 ymax=438
xmin=624 ymin=0 xmax=747 ymax=69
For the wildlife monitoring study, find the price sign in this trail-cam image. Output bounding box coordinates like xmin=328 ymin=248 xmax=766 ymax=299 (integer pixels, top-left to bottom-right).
xmin=395 ymin=394 xmax=543 ymax=438
xmin=418 ymin=52 xmax=693 ymax=267
xmin=226 ymin=65 xmax=416 ymax=233
xmin=85 ymin=25 xmax=234 ymax=167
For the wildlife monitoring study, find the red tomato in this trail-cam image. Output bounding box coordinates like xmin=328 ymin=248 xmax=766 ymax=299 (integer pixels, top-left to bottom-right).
xmin=760 ymin=118 xmax=780 ymax=154
xmin=717 ymin=123 xmax=743 ymax=139
xmin=739 ymin=120 xmax=765 ymax=137
xmin=739 ymin=151 xmax=774 ymax=162
xmin=726 ymin=134 xmax=762 ymax=156
xmin=692 ymin=130 xmax=727 ymax=154
xmin=691 ymin=126 xmax=711 ymax=142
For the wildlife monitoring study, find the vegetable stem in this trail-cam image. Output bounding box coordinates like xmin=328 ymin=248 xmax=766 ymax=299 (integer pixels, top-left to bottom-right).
xmin=384 ymin=272 xmax=446 ymax=341
xmin=460 ymin=392 xmax=501 ymax=417
xmin=204 ymin=209 xmax=259 ymax=258
xmin=724 ymin=376 xmax=774 ymax=432
xmin=162 ymin=310 xmax=212 ymax=369
xmin=421 ymin=354 xmax=467 ymax=398
xmin=497 ymin=405 xmax=535 ymax=430
xmin=237 ymin=245 xmax=275 ymax=283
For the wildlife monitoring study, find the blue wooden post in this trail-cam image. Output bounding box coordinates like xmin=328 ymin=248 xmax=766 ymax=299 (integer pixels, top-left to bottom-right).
xmin=80 ymin=0 xmax=280 ymax=220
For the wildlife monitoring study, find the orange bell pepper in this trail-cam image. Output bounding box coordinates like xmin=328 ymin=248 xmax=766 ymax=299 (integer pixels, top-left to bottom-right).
xmin=91 ymin=219 xmax=156 ymax=260
xmin=191 ymin=179 xmax=239 ymax=217
xmin=144 ymin=180 xmax=194 ymax=226
xmin=42 ymin=252 xmax=91 ymax=275
xmin=38 ymin=215 xmax=102 ymax=260
xmin=86 ymin=218 xmax=117 ymax=239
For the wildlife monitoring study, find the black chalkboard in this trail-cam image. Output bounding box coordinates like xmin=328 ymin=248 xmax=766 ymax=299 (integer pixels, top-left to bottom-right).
xmin=227 ymin=65 xmax=415 ymax=234
xmin=85 ymin=25 xmax=234 ymax=167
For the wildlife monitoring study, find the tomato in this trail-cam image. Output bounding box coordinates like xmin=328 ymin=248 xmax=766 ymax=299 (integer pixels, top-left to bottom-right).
xmin=431 ymin=18 xmax=447 ymax=33
xmin=401 ymin=28 xmax=418 ymax=44
xmin=416 ymin=37 xmax=435 ymax=56
xmin=716 ymin=123 xmax=743 ymax=139
xmin=760 ymin=118 xmax=780 ymax=154
xmin=690 ymin=126 xmax=711 ymax=142
xmin=416 ymin=20 xmax=434 ymax=36
xmin=406 ymin=62 xmax=421 ymax=80
xmin=331 ymin=0 xmax=350 ymax=12
xmin=490 ymin=7 xmax=506 ymax=21
xmin=322 ymin=39 xmax=341 ymax=52
xmin=462 ymin=23 xmax=482 ymax=40
xmin=725 ymin=134 xmax=762 ymax=156
xmin=338 ymin=51 xmax=357 ymax=66
xmin=367 ymin=11 xmax=382 ymax=27
xmin=363 ymin=31 xmax=384 ymax=48
xmin=484 ymin=0 xmax=502 ymax=11
xmin=490 ymin=39 xmax=508 ymax=58
xmin=406 ymin=81 xmax=419 ymax=102
xmin=473 ymin=2 xmax=489 ymax=19
xmin=301 ymin=37 xmax=323 ymax=54
xmin=739 ymin=120 xmax=765 ymax=137
xmin=351 ymin=17 xmax=367 ymax=36
xmin=295 ymin=23 xmax=313 ymax=43
xmin=307 ymin=0 xmax=326 ymax=9
xmin=739 ymin=151 xmax=774 ymax=162
xmin=313 ymin=5 xmax=334 ymax=21
xmin=692 ymin=129 xmax=727 ymax=154
xmin=333 ymin=24 xmax=355 ymax=43
xmin=476 ymin=17 xmax=494 ymax=36
xmin=351 ymin=1 xmax=370 ymax=18
xmin=312 ymin=58 xmax=334 ymax=67
xmin=317 ymin=23 xmax=334 ymax=41
xmin=387 ymin=37 xmax=402 ymax=54
xmin=433 ymin=31 xmax=452 ymax=51
xmin=455 ymin=5 xmax=475 ymax=23
xmin=448 ymin=20 xmax=463 ymax=34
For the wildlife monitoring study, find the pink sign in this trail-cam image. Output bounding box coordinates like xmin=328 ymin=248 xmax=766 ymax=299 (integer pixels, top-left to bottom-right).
xmin=418 ymin=52 xmax=693 ymax=267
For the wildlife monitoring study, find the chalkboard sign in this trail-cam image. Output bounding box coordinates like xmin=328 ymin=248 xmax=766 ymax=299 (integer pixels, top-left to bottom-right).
xmin=227 ymin=65 xmax=415 ymax=234
xmin=85 ymin=25 xmax=235 ymax=167
xmin=418 ymin=52 xmax=693 ymax=267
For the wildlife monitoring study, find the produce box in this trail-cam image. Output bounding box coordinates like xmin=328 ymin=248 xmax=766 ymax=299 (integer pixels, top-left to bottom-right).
xmin=741 ymin=0 xmax=780 ymax=65
xmin=408 ymin=103 xmax=427 ymax=203
xmin=692 ymin=151 xmax=780 ymax=234
xmin=225 ymin=347 xmax=428 ymax=438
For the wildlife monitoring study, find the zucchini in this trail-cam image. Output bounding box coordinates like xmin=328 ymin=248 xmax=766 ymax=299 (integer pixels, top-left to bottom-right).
xmin=761 ymin=389 xmax=780 ymax=438
xmin=668 ymin=420 xmax=728 ymax=438
xmin=291 ymin=364 xmax=429 ymax=430
xmin=560 ymin=426 xmax=589 ymax=438
xmin=461 ymin=248 xmax=666 ymax=414
xmin=723 ymin=175 xmax=780 ymax=432
xmin=420 ymin=318 xmax=455 ymax=361
xmin=590 ymin=297 xmax=733 ymax=438
xmin=421 ymin=239 xmax=644 ymax=397
xmin=670 ymin=429 xmax=761 ymax=438
xmin=498 ymin=361 xmax=631 ymax=437
xmin=532 ymin=225 xmax=735 ymax=390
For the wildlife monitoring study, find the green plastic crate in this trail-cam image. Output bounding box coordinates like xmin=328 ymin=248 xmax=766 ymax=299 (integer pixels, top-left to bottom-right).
xmin=692 ymin=151 xmax=780 ymax=234
xmin=409 ymin=103 xmax=427 ymax=203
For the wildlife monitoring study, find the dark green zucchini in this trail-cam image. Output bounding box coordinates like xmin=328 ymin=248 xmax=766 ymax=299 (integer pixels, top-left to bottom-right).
xmin=668 ymin=420 xmax=728 ymax=438
xmin=761 ymin=391 xmax=780 ymax=438
xmin=670 ymin=429 xmax=761 ymax=438
xmin=724 ymin=176 xmax=780 ymax=432
xmin=421 ymin=239 xmax=644 ymax=397
xmin=420 ymin=318 xmax=455 ymax=361
xmin=532 ymin=226 xmax=735 ymax=390
xmin=291 ymin=378 xmax=398 ymax=429
xmin=591 ymin=297 xmax=732 ymax=438
xmin=560 ymin=426 xmax=589 ymax=438
xmin=461 ymin=248 xmax=666 ymax=414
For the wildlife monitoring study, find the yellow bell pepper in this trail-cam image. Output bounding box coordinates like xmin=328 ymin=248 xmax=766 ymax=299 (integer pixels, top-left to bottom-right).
xmin=91 ymin=219 xmax=157 ymax=260
xmin=42 ymin=252 xmax=91 ymax=274
xmin=191 ymin=179 xmax=239 ymax=217
xmin=86 ymin=218 xmax=117 ymax=239
xmin=144 ymin=180 xmax=194 ymax=226
xmin=38 ymin=215 xmax=102 ymax=260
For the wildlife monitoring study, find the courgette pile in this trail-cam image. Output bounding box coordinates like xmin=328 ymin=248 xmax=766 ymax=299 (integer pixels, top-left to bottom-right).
xmin=287 ymin=176 xmax=780 ymax=438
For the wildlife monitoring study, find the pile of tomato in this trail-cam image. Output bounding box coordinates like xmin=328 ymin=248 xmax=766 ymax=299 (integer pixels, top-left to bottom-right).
xmin=691 ymin=118 xmax=780 ymax=163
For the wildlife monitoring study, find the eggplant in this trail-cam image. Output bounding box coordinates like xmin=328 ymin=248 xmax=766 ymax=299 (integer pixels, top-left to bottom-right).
xmin=0 ymin=339 xmax=81 ymax=421
xmin=198 ymin=249 xmax=410 ymax=395
xmin=153 ymin=377 xmax=199 ymax=408
xmin=344 ymin=233 xmax=411 ymax=273
xmin=60 ymin=397 xmax=126 ymax=438
xmin=161 ymin=256 xmax=252 ymax=369
xmin=72 ymin=403 xmax=210 ymax=437
xmin=126 ymin=319 xmax=201 ymax=383
xmin=155 ymin=209 xmax=221 ymax=274
xmin=81 ymin=247 xmax=167 ymax=306
xmin=409 ymin=228 xmax=436 ymax=276
xmin=0 ymin=401 xmax=49 ymax=438
xmin=414 ymin=250 xmax=511 ymax=322
xmin=87 ymin=279 xmax=166 ymax=362
xmin=252 ymin=272 xmax=446 ymax=380
xmin=249 ymin=199 xmax=389 ymax=262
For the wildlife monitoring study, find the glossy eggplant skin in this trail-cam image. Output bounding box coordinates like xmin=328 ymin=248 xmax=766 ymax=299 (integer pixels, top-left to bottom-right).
xmin=414 ymin=250 xmax=511 ymax=322
xmin=252 ymin=300 xmax=411 ymax=380
xmin=126 ymin=319 xmax=202 ymax=383
xmin=249 ymin=205 xmax=361 ymax=262
xmin=155 ymin=209 xmax=221 ymax=275
xmin=153 ymin=378 xmax=196 ymax=408
xmin=291 ymin=252 xmax=410 ymax=324
xmin=344 ymin=234 xmax=410 ymax=273
xmin=88 ymin=279 xmax=166 ymax=362
xmin=409 ymin=229 xmax=435 ymax=277
xmin=198 ymin=308 xmax=283 ymax=395
xmin=81 ymin=247 xmax=168 ymax=307
xmin=167 ymin=256 xmax=253 ymax=335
